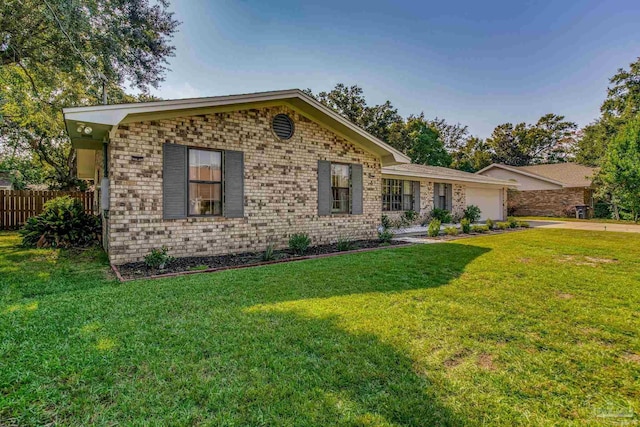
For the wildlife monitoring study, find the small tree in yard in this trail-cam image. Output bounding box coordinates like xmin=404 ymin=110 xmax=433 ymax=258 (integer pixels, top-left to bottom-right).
xmin=597 ymin=117 xmax=640 ymax=222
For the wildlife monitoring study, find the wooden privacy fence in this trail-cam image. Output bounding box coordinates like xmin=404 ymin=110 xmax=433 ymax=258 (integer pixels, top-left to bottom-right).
xmin=0 ymin=190 xmax=94 ymax=230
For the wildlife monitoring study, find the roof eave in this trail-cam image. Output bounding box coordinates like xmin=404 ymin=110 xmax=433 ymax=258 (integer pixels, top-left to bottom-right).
xmin=382 ymin=167 xmax=519 ymax=187
xmin=62 ymin=89 xmax=410 ymax=165
xmin=476 ymin=163 xmax=565 ymax=187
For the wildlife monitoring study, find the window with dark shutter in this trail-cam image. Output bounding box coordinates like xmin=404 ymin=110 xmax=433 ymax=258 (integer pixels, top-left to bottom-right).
xmin=224 ymin=150 xmax=244 ymax=218
xmin=382 ymin=178 xmax=417 ymax=212
xmin=188 ymin=148 xmax=222 ymax=216
xmin=331 ymin=163 xmax=351 ymax=214
xmin=163 ymin=143 xmax=187 ymax=219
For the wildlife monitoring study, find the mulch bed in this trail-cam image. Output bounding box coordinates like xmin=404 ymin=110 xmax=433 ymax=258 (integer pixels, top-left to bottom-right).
xmin=409 ymin=227 xmax=528 ymax=241
xmin=116 ymin=239 xmax=408 ymax=280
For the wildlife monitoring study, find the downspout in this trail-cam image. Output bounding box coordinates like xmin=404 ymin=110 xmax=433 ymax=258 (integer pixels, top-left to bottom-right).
xmin=101 ymin=137 xmax=110 ymax=252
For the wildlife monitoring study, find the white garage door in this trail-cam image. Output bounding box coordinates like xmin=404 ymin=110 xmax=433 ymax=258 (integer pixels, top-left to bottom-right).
xmin=465 ymin=187 xmax=504 ymax=221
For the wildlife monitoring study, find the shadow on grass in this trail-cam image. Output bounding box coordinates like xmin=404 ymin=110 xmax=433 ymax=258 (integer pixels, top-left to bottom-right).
xmin=2 ymin=242 xmax=490 ymax=425
xmin=0 ymin=243 xmax=112 ymax=300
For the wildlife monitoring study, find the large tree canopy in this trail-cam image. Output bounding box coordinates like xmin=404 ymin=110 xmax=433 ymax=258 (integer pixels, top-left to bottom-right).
xmin=0 ymin=0 xmax=179 ymax=189
xmin=597 ymin=116 xmax=640 ymax=221
xmin=388 ymin=114 xmax=452 ymax=167
xmin=486 ymin=114 xmax=577 ymax=166
xmin=1 ymin=0 xmax=179 ymax=92
xmin=306 ymin=84 xmax=451 ymax=167
xmin=575 ymin=57 xmax=640 ymax=166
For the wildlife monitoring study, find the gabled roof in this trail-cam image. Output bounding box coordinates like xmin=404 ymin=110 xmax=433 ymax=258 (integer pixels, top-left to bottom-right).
xmin=477 ymin=163 xmax=597 ymax=187
xmin=382 ymin=163 xmax=517 ymax=187
xmin=62 ymin=89 xmax=410 ymax=166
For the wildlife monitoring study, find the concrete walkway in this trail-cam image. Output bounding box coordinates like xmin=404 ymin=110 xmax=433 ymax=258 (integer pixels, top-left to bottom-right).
xmin=528 ymin=220 xmax=640 ymax=233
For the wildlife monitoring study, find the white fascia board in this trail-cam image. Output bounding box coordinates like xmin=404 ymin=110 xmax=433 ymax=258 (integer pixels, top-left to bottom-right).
xmin=382 ymin=169 xmax=519 ymax=187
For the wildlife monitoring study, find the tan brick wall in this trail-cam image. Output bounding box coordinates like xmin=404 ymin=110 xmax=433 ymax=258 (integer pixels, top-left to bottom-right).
xmin=508 ymin=187 xmax=589 ymax=217
xmin=382 ymin=179 xmax=467 ymax=222
xmin=106 ymin=106 xmax=382 ymax=264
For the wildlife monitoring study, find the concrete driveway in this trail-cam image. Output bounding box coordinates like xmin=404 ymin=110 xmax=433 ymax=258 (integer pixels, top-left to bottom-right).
xmin=528 ymin=220 xmax=640 ymax=233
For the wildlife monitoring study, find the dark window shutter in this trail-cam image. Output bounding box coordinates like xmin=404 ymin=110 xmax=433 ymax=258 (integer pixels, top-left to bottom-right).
xmin=433 ymin=183 xmax=439 ymax=210
xmin=412 ymin=181 xmax=420 ymax=212
xmin=446 ymin=184 xmax=453 ymax=212
xmin=224 ymin=150 xmax=244 ymax=218
xmin=318 ymin=160 xmax=332 ymax=216
xmin=163 ymin=143 xmax=187 ymax=219
xmin=351 ymin=163 xmax=363 ymax=215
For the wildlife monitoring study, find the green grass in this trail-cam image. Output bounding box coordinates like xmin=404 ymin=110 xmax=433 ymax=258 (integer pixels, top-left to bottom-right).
xmin=1 ymin=230 xmax=639 ymax=426
xmin=517 ymin=215 xmax=639 ymax=225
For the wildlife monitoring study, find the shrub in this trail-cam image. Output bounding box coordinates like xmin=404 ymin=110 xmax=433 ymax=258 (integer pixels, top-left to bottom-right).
xmin=594 ymin=202 xmax=612 ymax=219
xmin=507 ymin=216 xmax=519 ymax=228
xmin=336 ymin=236 xmax=356 ymax=251
xmin=288 ymin=233 xmax=311 ymax=255
xmin=262 ymin=244 xmax=276 ymax=261
xmin=378 ymin=229 xmax=394 ymax=243
xmin=391 ymin=216 xmax=409 ymax=229
xmin=485 ymin=218 xmax=495 ymax=230
xmin=428 ymin=219 xmax=441 ymax=237
xmin=420 ymin=213 xmax=432 ymax=226
xmin=20 ymin=196 xmax=101 ymax=248
xmin=144 ymin=246 xmax=174 ymax=269
xmin=444 ymin=226 xmax=458 ymax=236
xmin=496 ymin=221 xmax=509 ymax=230
xmin=463 ymin=205 xmax=482 ymax=223
xmin=460 ymin=218 xmax=471 ymax=233
xmin=402 ymin=209 xmax=418 ymax=224
xmin=430 ymin=208 xmax=452 ymax=224
xmin=518 ymin=221 xmax=531 ymax=228
xmin=471 ymin=224 xmax=489 ymax=233
xmin=562 ymin=206 xmax=576 ymax=218
xmin=381 ymin=214 xmax=392 ymax=230
xmin=451 ymin=211 xmax=464 ymax=224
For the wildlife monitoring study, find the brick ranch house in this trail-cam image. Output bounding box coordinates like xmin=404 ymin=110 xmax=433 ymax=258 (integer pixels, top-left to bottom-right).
xmin=63 ymin=90 xmax=514 ymax=265
xmin=477 ymin=163 xmax=598 ymax=217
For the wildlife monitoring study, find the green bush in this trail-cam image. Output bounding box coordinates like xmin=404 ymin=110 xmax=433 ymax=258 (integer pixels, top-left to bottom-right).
xmin=518 ymin=221 xmax=531 ymax=228
xmin=381 ymin=214 xmax=392 ymax=230
xmin=471 ymin=224 xmax=489 ymax=233
xmin=593 ymin=202 xmax=611 ymax=219
xmin=428 ymin=219 xmax=441 ymax=237
xmin=378 ymin=229 xmax=394 ymax=243
xmin=144 ymin=246 xmax=174 ymax=269
xmin=460 ymin=218 xmax=471 ymax=233
xmin=402 ymin=209 xmax=418 ymax=224
xmin=496 ymin=221 xmax=509 ymax=230
xmin=289 ymin=233 xmax=311 ymax=255
xmin=444 ymin=226 xmax=458 ymax=236
xmin=336 ymin=236 xmax=356 ymax=251
xmin=262 ymin=244 xmax=276 ymax=261
xmin=507 ymin=216 xmax=519 ymax=228
xmin=485 ymin=218 xmax=495 ymax=230
xmin=463 ymin=205 xmax=482 ymax=223
xmin=430 ymin=208 xmax=452 ymax=224
xmin=20 ymin=196 xmax=101 ymax=248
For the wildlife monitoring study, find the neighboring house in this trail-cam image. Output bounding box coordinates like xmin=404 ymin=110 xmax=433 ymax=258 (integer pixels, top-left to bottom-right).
xmin=62 ymin=89 xmax=515 ymax=265
xmin=477 ymin=163 xmax=598 ymax=217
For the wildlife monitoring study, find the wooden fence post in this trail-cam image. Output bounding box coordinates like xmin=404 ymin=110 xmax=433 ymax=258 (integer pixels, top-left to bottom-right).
xmin=0 ymin=191 xmax=4 ymax=231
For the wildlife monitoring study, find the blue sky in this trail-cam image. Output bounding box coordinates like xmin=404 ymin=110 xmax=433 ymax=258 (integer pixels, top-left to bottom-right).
xmin=152 ymin=0 xmax=640 ymax=138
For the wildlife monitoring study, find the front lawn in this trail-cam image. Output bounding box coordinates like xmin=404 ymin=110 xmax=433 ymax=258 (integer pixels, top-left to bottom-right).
xmin=517 ymin=215 xmax=639 ymax=225
xmin=1 ymin=230 xmax=639 ymax=426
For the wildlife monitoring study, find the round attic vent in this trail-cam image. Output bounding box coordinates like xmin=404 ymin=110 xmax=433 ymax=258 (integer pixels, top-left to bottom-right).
xmin=272 ymin=114 xmax=294 ymax=140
